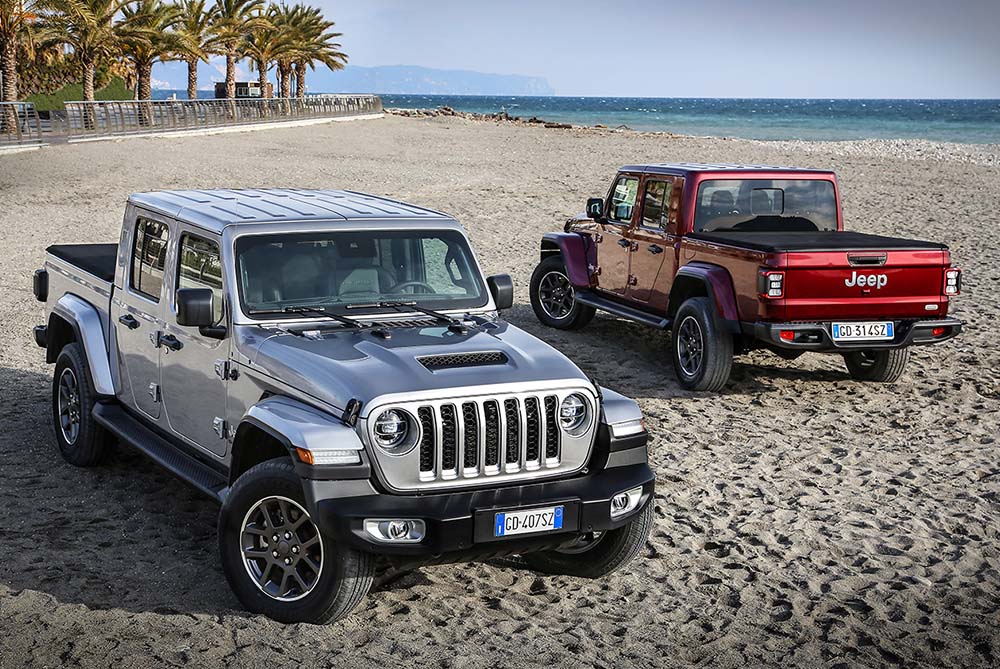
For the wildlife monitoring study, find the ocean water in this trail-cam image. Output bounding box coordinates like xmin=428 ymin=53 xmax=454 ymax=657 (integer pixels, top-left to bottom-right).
xmin=379 ymin=95 xmax=1000 ymax=144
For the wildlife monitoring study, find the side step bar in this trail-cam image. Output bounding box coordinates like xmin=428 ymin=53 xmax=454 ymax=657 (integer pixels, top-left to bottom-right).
xmin=575 ymin=290 xmax=671 ymax=330
xmin=93 ymin=402 xmax=229 ymax=503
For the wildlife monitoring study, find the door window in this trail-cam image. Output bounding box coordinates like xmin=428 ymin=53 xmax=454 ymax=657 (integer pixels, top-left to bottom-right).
xmin=642 ymin=180 xmax=671 ymax=230
xmin=130 ymin=218 xmax=170 ymax=301
xmin=177 ymin=233 xmax=224 ymax=323
xmin=607 ymin=176 xmax=639 ymax=223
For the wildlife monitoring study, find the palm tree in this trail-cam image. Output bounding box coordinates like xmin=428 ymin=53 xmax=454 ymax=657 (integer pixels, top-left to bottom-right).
xmin=242 ymin=5 xmax=290 ymax=99
xmin=120 ymin=0 xmax=179 ymax=102
xmin=288 ymin=4 xmax=345 ymax=99
xmin=1 ymin=0 xmax=45 ymax=111
xmin=42 ymin=0 xmax=137 ymax=102
xmin=208 ymin=0 xmax=262 ymax=99
xmin=173 ymin=0 xmax=212 ymax=99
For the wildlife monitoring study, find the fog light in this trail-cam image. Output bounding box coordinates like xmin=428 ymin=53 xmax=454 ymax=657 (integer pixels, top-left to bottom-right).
xmin=364 ymin=518 xmax=426 ymax=543
xmin=779 ymin=330 xmax=795 ymax=342
xmin=610 ymin=486 xmax=643 ymax=518
xmin=932 ymin=326 xmax=947 ymax=337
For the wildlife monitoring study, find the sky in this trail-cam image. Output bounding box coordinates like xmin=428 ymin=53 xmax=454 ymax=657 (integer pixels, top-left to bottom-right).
xmin=308 ymin=0 xmax=1000 ymax=98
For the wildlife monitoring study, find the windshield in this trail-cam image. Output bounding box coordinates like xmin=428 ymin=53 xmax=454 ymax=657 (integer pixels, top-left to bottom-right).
xmin=693 ymin=179 xmax=838 ymax=233
xmin=236 ymin=229 xmax=488 ymax=317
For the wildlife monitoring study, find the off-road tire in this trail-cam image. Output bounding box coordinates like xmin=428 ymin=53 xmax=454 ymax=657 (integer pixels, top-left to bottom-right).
xmin=843 ymin=348 xmax=910 ymax=383
xmin=530 ymin=255 xmax=596 ymax=330
xmin=219 ymin=459 xmax=374 ymax=624
xmin=52 ymin=343 xmax=111 ymax=467
xmin=521 ymin=500 xmax=653 ymax=578
xmin=670 ymin=296 xmax=733 ymax=392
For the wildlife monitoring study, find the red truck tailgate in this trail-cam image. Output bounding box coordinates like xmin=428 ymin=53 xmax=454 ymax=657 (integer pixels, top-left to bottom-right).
xmin=781 ymin=249 xmax=950 ymax=321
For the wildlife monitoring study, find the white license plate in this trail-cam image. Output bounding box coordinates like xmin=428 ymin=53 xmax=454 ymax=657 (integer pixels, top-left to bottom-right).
xmin=494 ymin=505 xmax=564 ymax=537
xmin=831 ymin=321 xmax=894 ymax=341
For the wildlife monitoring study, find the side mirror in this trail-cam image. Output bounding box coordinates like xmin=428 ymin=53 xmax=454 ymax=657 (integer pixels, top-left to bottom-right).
xmin=176 ymin=287 xmax=216 ymax=328
xmin=487 ymin=274 xmax=514 ymax=311
xmin=586 ymin=198 xmax=605 ymax=220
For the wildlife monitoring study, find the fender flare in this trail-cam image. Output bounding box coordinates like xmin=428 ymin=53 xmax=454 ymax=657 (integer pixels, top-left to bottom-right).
xmin=237 ymin=396 xmax=366 ymax=476
xmin=669 ymin=263 xmax=740 ymax=333
xmin=50 ymin=294 xmax=116 ymax=397
xmin=540 ymin=232 xmax=593 ymax=288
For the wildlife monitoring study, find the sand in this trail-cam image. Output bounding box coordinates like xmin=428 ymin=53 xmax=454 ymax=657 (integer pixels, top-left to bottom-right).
xmin=0 ymin=115 xmax=997 ymax=668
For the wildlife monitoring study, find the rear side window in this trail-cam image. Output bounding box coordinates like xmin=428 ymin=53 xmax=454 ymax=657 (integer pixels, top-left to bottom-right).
xmin=177 ymin=233 xmax=224 ymax=323
xmin=130 ymin=218 xmax=170 ymax=301
xmin=642 ymin=180 xmax=671 ymax=229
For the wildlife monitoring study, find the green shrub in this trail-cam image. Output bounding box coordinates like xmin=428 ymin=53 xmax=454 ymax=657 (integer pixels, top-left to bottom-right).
xmin=25 ymin=77 xmax=133 ymax=112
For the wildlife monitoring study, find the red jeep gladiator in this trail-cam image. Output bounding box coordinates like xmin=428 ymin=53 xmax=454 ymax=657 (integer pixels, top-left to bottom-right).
xmin=529 ymin=163 xmax=963 ymax=392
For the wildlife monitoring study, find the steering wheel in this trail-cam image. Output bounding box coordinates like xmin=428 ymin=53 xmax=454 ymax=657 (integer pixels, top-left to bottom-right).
xmin=389 ymin=281 xmax=437 ymax=294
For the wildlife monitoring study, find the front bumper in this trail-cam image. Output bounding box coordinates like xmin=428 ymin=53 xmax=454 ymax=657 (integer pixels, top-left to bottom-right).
xmin=753 ymin=318 xmax=963 ymax=351
xmin=303 ymin=457 xmax=654 ymax=562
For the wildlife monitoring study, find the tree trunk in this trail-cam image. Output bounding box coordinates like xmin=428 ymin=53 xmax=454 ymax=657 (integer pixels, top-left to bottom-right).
xmin=278 ymin=64 xmax=291 ymax=113
xmin=186 ymin=56 xmax=198 ymax=100
xmin=225 ymin=50 xmax=236 ymax=98
xmin=80 ymin=58 xmax=97 ymax=130
xmin=1 ymin=39 xmax=18 ymax=134
xmin=137 ymin=62 xmax=153 ymax=126
xmin=296 ymin=65 xmax=306 ymax=99
xmin=225 ymin=49 xmax=236 ymax=118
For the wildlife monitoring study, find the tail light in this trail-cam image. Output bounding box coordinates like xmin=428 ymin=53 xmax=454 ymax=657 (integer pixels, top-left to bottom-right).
xmin=758 ymin=270 xmax=784 ymax=299
xmin=943 ymin=268 xmax=961 ymax=296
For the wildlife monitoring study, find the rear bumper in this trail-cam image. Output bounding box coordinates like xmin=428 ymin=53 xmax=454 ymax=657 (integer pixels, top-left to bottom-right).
xmin=752 ymin=318 xmax=963 ymax=351
xmin=303 ymin=457 xmax=655 ymax=563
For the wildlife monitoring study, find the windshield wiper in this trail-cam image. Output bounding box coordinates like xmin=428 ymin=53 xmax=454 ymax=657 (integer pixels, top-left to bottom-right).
xmin=248 ymin=306 xmax=366 ymax=330
xmin=345 ymin=301 xmax=469 ymax=334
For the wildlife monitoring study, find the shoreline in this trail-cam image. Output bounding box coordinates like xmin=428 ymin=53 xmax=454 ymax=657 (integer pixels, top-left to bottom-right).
xmin=385 ymin=106 xmax=1000 ymax=166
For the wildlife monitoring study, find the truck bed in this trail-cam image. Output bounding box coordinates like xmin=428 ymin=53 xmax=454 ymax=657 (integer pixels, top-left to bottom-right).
xmin=47 ymin=244 xmax=117 ymax=282
xmin=686 ymin=231 xmax=947 ymax=253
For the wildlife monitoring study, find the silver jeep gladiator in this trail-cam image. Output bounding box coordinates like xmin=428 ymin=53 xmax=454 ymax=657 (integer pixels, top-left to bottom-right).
xmin=32 ymin=189 xmax=655 ymax=623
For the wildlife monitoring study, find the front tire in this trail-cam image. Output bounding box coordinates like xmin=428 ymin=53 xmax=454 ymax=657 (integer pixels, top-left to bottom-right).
xmin=843 ymin=348 xmax=910 ymax=382
xmin=670 ymin=297 xmax=733 ymax=392
xmin=219 ymin=459 xmax=374 ymax=624
xmin=530 ymin=255 xmax=595 ymax=330
xmin=52 ymin=343 xmax=111 ymax=467
xmin=521 ymin=500 xmax=653 ymax=578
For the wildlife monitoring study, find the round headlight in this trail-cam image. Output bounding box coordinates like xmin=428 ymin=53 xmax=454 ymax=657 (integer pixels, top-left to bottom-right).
xmin=559 ymin=394 xmax=589 ymax=433
xmin=373 ymin=409 xmax=411 ymax=451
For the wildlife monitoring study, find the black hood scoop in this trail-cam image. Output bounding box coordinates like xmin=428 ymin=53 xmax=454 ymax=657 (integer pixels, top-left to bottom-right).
xmin=417 ymin=351 xmax=509 ymax=371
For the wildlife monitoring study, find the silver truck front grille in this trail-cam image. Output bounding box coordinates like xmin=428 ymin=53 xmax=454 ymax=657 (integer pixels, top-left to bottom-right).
xmin=366 ymin=387 xmax=597 ymax=492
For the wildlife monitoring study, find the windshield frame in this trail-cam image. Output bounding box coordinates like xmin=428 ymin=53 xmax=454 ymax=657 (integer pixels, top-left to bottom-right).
xmin=690 ymin=176 xmax=840 ymax=234
xmin=228 ymin=223 xmax=492 ymax=322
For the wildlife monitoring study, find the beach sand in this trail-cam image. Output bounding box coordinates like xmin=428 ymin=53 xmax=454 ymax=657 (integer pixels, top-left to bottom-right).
xmin=0 ymin=115 xmax=997 ymax=668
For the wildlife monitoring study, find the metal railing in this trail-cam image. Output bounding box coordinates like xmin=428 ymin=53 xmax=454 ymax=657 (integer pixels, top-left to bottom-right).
xmin=1 ymin=102 xmax=47 ymax=148
xmin=60 ymin=95 xmax=383 ymax=140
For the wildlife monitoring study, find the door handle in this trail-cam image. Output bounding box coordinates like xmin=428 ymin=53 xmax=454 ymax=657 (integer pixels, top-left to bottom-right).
xmin=648 ymin=244 xmax=664 ymax=255
xmin=617 ymin=238 xmax=631 ymax=248
xmin=155 ymin=333 xmax=183 ymax=352
xmin=118 ymin=314 xmax=140 ymax=329
xmin=160 ymin=334 xmax=183 ymax=351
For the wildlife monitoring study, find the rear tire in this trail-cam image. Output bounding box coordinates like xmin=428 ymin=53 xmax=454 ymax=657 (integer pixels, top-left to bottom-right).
xmin=52 ymin=343 xmax=110 ymax=467
xmin=530 ymin=255 xmax=595 ymax=330
xmin=521 ymin=501 xmax=653 ymax=578
xmin=843 ymin=348 xmax=910 ymax=382
xmin=670 ymin=297 xmax=733 ymax=392
xmin=219 ymin=459 xmax=374 ymax=624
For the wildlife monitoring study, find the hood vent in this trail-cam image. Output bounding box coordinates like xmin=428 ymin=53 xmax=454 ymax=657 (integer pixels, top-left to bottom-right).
xmin=417 ymin=351 xmax=509 ymax=371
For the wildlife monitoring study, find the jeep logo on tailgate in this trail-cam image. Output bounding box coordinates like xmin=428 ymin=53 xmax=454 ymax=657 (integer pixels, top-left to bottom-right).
xmin=845 ymin=271 xmax=888 ymax=289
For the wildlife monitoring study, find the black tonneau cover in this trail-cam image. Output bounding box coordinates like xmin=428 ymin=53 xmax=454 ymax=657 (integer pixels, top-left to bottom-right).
xmin=47 ymin=244 xmax=117 ymax=282
xmin=686 ymin=231 xmax=947 ymax=253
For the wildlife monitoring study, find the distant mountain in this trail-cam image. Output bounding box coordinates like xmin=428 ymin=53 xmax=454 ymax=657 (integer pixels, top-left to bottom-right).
xmin=150 ymin=60 xmax=554 ymax=96
xmin=309 ymin=65 xmax=555 ymax=96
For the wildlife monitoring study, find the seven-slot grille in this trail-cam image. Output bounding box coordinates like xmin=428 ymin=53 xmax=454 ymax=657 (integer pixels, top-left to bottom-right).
xmin=416 ymin=394 xmax=562 ymax=481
